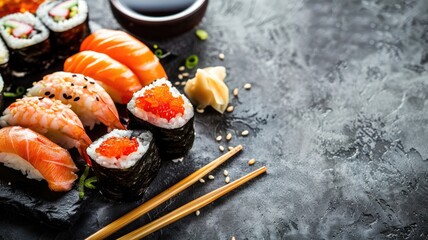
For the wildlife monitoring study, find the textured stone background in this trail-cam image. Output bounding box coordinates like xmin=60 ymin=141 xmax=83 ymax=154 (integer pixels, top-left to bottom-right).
xmin=1 ymin=0 xmax=428 ymax=239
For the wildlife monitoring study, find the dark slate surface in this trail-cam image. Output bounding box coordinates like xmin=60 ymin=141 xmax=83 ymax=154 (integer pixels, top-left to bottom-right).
xmin=1 ymin=0 xmax=428 ymax=239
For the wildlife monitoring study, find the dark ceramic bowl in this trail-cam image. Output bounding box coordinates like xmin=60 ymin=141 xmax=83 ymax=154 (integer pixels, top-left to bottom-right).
xmin=109 ymin=0 xmax=208 ymax=39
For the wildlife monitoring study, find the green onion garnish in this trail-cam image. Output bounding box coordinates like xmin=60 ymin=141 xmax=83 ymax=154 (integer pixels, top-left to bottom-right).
xmin=185 ymin=55 xmax=199 ymax=69
xmin=195 ymin=29 xmax=208 ymax=41
xmin=3 ymin=86 xmax=26 ymax=98
xmin=153 ymin=44 xmax=158 ymax=49
xmin=78 ymin=166 xmax=97 ymax=199
xmin=84 ymin=176 xmax=98 ymax=189
xmin=154 ymin=49 xmax=163 ymax=57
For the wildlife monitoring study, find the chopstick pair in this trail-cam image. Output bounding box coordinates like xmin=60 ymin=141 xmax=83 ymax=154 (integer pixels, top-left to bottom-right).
xmin=86 ymin=145 xmax=267 ymax=239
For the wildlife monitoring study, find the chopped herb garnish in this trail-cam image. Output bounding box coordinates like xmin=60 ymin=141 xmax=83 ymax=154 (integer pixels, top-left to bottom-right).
xmin=78 ymin=166 xmax=97 ymax=199
xmin=185 ymin=55 xmax=199 ymax=69
xmin=3 ymin=86 xmax=26 ymax=98
xmin=195 ymin=29 xmax=208 ymax=40
xmin=154 ymin=49 xmax=163 ymax=57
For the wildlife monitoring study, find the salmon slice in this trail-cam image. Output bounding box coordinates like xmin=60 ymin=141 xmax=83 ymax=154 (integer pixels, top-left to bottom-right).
xmin=0 ymin=126 xmax=78 ymax=192
xmin=80 ymin=29 xmax=167 ymax=86
xmin=64 ymin=50 xmax=142 ymax=104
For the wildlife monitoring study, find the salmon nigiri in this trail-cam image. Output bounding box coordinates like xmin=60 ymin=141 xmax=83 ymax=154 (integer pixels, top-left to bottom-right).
xmin=27 ymin=71 xmax=125 ymax=130
xmin=0 ymin=97 xmax=92 ymax=166
xmin=80 ymin=29 xmax=167 ymax=86
xmin=64 ymin=50 xmax=142 ymax=104
xmin=0 ymin=126 xmax=78 ymax=192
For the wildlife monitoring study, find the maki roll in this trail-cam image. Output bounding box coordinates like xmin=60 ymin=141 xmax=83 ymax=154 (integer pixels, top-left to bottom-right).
xmin=0 ymin=12 xmax=53 ymax=76
xmin=86 ymin=129 xmax=161 ymax=201
xmin=0 ymin=37 xmax=10 ymax=81
xmin=127 ymin=78 xmax=195 ymax=160
xmin=0 ymin=74 xmax=3 ymax=111
xmin=37 ymin=0 xmax=90 ymax=59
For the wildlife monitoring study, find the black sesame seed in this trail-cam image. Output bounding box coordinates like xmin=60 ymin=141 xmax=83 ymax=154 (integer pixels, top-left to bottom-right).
xmin=67 ymin=95 xmax=73 ymax=100
xmin=90 ymin=82 xmax=95 ymax=84
xmin=84 ymin=77 xmax=88 ymax=81
xmin=96 ymin=97 xmax=99 ymax=101
xmin=71 ymin=83 xmax=74 ymax=86
xmin=49 ymin=94 xmax=55 ymax=98
xmin=74 ymin=97 xmax=80 ymax=102
xmin=44 ymin=91 xmax=50 ymax=96
xmin=83 ymin=86 xmax=87 ymax=89
xmin=63 ymin=93 xmax=68 ymax=99
xmin=72 ymin=74 xmax=77 ymax=77
xmin=38 ymin=97 xmax=44 ymax=101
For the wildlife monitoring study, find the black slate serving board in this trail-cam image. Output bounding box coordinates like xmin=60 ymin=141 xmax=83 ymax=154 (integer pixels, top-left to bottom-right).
xmin=1 ymin=0 xmax=428 ymax=239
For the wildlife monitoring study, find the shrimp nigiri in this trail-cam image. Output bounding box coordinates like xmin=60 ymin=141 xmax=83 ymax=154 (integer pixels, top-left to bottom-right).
xmin=80 ymin=29 xmax=167 ymax=86
xmin=0 ymin=97 xmax=92 ymax=165
xmin=0 ymin=126 xmax=78 ymax=192
xmin=64 ymin=51 xmax=142 ymax=104
xmin=27 ymin=71 xmax=125 ymax=130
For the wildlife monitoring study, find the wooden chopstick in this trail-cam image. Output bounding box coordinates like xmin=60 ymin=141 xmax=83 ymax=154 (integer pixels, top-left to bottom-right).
xmin=86 ymin=145 xmax=243 ymax=240
xmin=118 ymin=166 xmax=267 ymax=240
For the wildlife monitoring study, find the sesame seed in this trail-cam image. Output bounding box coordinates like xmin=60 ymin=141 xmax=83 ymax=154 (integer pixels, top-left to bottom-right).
xmin=182 ymin=72 xmax=189 ymax=77
xmin=49 ymin=94 xmax=55 ymax=98
xmin=244 ymin=83 xmax=252 ymax=89
xmin=44 ymin=91 xmax=50 ymax=96
xmin=174 ymin=81 xmax=180 ymax=86
xmin=90 ymin=82 xmax=95 ymax=84
xmin=233 ymin=88 xmax=239 ymax=96
xmin=179 ymin=66 xmax=185 ymax=71
xmin=219 ymin=145 xmax=225 ymax=151
xmin=7 ymin=182 xmax=11 ymax=186
xmin=208 ymin=175 xmax=215 ymax=180
xmin=74 ymin=97 xmax=80 ymax=102
xmin=71 ymin=83 xmax=74 ymax=86
xmin=72 ymin=74 xmax=77 ymax=77
xmin=226 ymin=105 xmax=234 ymax=112
xmin=216 ymin=135 xmax=222 ymax=141
xmin=63 ymin=93 xmax=68 ymax=99
xmin=228 ymin=146 xmax=234 ymax=151
xmin=241 ymin=130 xmax=249 ymax=136
xmin=226 ymin=133 xmax=232 ymax=141
xmin=199 ymin=178 xmax=205 ymax=183
xmin=38 ymin=97 xmax=44 ymax=101
xmin=223 ymin=170 xmax=229 ymax=176
xmin=196 ymin=210 xmax=200 ymax=216
xmin=219 ymin=53 xmax=225 ymax=60
xmin=178 ymin=74 xmax=183 ymax=80
xmin=225 ymin=176 xmax=230 ymax=183
xmin=84 ymin=77 xmax=89 ymax=81
xmin=196 ymin=108 xmax=205 ymax=113
xmin=96 ymin=97 xmax=99 ymax=101
xmin=248 ymin=158 xmax=256 ymax=166
xmin=181 ymin=81 xmax=187 ymax=86
xmin=83 ymin=86 xmax=87 ymax=89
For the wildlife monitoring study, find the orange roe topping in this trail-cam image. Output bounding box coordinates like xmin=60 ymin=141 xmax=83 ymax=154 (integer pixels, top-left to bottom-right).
xmin=96 ymin=137 xmax=139 ymax=159
xmin=135 ymin=84 xmax=185 ymax=121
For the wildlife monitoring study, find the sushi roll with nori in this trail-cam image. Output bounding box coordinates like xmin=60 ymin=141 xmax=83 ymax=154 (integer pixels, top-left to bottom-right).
xmin=127 ymin=78 xmax=195 ymax=161
xmin=0 ymin=12 xmax=53 ymax=75
xmin=0 ymin=38 xmax=10 ymax=81
xmin=86 ymin=129 xmax=161 ymax=201
xmin=37 ymin=0 xmax=90 ymax=59
xmin=0 ymin=74 xmax=3 ymax=111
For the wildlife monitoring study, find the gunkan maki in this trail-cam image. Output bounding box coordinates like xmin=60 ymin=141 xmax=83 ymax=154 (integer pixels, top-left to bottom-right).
xmin=127 ymin=78 xmax=195 ymax=161
xmin=86 ymin=129 xmax=161 ymax=201
xmin=37 ymin=0 xmax=90 ymax=59
xmin=0 ymin=12 xmax=53 ymax=76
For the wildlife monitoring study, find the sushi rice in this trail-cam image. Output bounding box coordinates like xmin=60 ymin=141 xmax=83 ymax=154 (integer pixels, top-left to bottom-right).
xmin=37 ymin=0 xmax=89 ymax=33
xmin=127 ymin=78 xmax=194 ymax=129
xmin=0 ymin=12 xmax=49 ymax=49
xmin=87 ymin=129 xmax=152 ymax=169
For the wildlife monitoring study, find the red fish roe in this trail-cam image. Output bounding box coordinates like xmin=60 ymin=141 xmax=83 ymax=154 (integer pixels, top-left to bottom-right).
xmin=135 ymin=84 xmax=184 ymax=121
xmin=96 ymin=137 xmax=139 ymax=159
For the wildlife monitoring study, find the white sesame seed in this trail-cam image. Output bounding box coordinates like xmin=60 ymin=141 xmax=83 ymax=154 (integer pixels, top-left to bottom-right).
xmin=196 ymin=210 xmax=200 ymax=216
xmin=233 ymin=88 xmax=239 ymax=96
xmin=208 ymin=175 xmax=215 ymax=180
xmin=248 ymin=158 xmax=256 ymax=166
xmin=226 ymin=133 xmax=232 ymax=141
xmin=226 ymin=105 xmax=234 ymax=113
xmin=182 ymin=72 xmax=189 ymax=77
xmin=219 ymin=53 xmax=225 ymax=60
xmin=216 ymin=135 xmax=222 ymax=141
xmin=181 ymin=81 xmax=187 ymax=86
xmin=219 ymin=145 xmax=225 ymax=151
xmin=228 ymin=146 xmax=234 ymax=151
xmin=174 ymin=81 xmax=180 ymax=86
xmin=196 ymin=108 xmax=205 ymax=113
xmin=199 ymin=178 xmax=205 ymax=183
xmin=241 ymin=130 xmax=249 ymax=136
xmin=179 ymin=66 xmax=185 ymax=71
xmin=223 ymin=170 xmax=229 ymax=176
xmin=178 ymin=74 xmax=183 ymax=80
xmin=244 ymin=83 xmax=252 ymax=89
xmin=225 ymin=176 xmax=230 ymax=183
xmin=7 ymin=182 xmax=11 ymax=186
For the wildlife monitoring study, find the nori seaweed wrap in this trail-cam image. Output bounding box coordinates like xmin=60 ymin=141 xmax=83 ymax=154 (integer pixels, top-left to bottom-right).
xmin=0 ymin=12 xmax=53 ymax=76
xmin=37 ymin=0 xmax=90 ymax=59
xmin=0 ymin=74 xmax=3 ymax=111
xmin=127 ymin=78 xmax=195 ymax=161
xmin=86 ymin=129 xmax=161 ymax=201
xmin=0 ymin=37 xmax=10 ymax=82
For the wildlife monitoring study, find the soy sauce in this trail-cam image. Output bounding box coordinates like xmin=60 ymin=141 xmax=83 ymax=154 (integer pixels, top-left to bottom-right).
xmin=119 ymin=0 xmax=197 ymax=17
